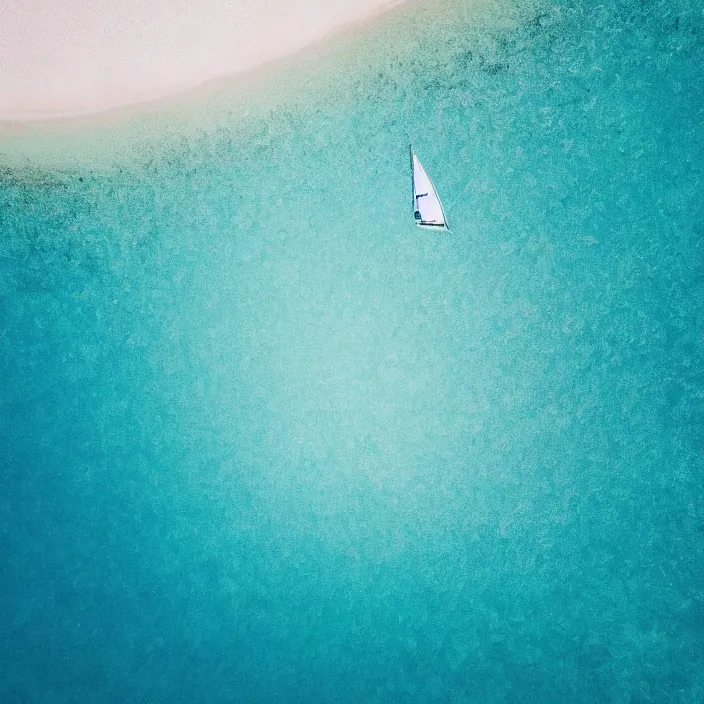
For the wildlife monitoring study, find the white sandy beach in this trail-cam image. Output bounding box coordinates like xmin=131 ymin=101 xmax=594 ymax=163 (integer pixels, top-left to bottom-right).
xmin=0 ymin=0 xmax=404 ymax=120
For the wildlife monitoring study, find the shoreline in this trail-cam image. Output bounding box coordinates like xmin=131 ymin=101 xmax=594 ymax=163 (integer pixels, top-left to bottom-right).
xmin=0 ymin=0 xmax=407 ymax=126
xmin=0 ymin=0 xmax=511 ymax=171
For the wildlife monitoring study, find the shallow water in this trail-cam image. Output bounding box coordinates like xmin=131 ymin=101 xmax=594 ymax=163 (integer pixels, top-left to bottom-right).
xmin=1 ymin=0 xmax=703 ymax=702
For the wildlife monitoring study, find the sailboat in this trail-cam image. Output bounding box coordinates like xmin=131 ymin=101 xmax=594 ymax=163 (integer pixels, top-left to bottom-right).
xmin=410 ymin=145 xmax=450 ymax=231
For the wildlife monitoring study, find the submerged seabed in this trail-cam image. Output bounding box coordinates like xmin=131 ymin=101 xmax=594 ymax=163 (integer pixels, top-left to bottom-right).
xmin=1 ymin=0 xmax=703 ymax=702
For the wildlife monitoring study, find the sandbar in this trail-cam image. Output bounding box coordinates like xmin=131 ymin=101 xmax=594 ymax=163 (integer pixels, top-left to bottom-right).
xmin=0 ymin=0 xmax=405 ymax=121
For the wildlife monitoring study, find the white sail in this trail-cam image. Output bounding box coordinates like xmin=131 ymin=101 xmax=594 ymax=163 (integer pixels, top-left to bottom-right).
xmin=410 ymin=146 xmax=449 ymax=231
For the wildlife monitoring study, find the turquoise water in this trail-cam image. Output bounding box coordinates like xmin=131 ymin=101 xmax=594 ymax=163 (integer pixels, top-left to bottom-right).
xmin=1 ymin=0 xmax=703 ymax=701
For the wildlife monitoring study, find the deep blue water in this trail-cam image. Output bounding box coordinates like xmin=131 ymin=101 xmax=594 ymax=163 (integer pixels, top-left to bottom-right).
xmin=1 ymin=0 xmax=703 ymax=702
